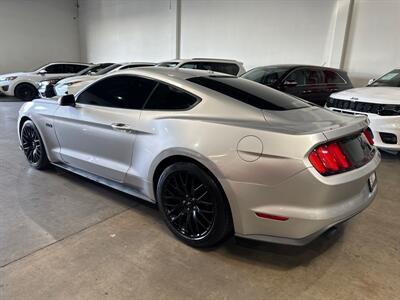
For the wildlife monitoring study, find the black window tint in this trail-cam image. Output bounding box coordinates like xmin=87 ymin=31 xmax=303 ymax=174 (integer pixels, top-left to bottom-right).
xmin=305 ymin=69 xmax=324 ymax=85
xmin=324 ymin=70 xmax=345 ymax=84
xmin=286 ymin=69 xmax=306 ymax=85
xmin=44 ymin=64 xmax=64 ymax=74
xmin=72 ymin=64 xmax=89 ymax=73
xmin=242 ymin=67 xmax=289 ymax=86
xmin=144 ymin=83 xmax=198 ymax=110
xmin=180 ymin=63 xmax=198 ymax=69
xmin=77 ymin=75 xmax=157 ymax=109
xmin=196 ymin=62 xmax=239 ymax=75
xmin=64 ymin=65 xmax=76 ymax=73
xmin=188 ymin=76 xmax=310 ymax=110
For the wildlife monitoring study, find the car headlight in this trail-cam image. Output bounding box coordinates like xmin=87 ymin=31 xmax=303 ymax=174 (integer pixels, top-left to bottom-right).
xmin=0 ymin=76 xmax=18 ymax=81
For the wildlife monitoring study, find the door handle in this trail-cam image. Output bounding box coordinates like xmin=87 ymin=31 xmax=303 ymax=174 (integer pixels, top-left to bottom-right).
xmin=328 ymin=89 xmax=338 ymax=93
xmin=110 ymin=123 xmax=135 ymax=133
xmin=302 ymin=89 xmax=313 ymax=94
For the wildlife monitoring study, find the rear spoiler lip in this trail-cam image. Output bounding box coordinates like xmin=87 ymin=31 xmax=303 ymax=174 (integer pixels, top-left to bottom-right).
xmin=322 ymin=116 xmax=369 ymax=142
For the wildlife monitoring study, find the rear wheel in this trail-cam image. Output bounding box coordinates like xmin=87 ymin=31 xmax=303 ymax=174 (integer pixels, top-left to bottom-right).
xmin=21 ymin=120 xmax=50 ymax=170
xmin=157 ymin=162 xmax=232 ymax=248
xmin=15 ymin=83 xmax=38 ymax=101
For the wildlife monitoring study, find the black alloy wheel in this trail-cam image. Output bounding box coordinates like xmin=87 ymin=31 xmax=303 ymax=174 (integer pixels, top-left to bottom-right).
xmin=15 ymin=83 xmax=38 ymax=101
xmin=21 ymin=121 xmax=49 ymax=169
xmin=157 ymin=162 xmax=232 ymax=248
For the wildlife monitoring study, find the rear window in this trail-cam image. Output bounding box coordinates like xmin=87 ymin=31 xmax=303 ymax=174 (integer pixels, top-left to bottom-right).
xmin=187 ymin=76 xmax=310 ymax=110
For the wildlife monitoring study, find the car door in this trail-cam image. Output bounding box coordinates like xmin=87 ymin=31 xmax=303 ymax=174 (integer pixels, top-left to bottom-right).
xmin=280 ymin=68 xmax=326 ymax=105
xmin=53 ymin=75 xmax=157 ymax=182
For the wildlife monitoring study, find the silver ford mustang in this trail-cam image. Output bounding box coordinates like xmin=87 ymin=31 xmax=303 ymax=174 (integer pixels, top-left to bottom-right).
xmin=17 ymin=67 xmax=380 ymax=248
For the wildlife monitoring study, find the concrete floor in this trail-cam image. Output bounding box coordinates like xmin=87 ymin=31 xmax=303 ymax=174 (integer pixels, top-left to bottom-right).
xmin=0 ymin=98 xmax=399 ymax=299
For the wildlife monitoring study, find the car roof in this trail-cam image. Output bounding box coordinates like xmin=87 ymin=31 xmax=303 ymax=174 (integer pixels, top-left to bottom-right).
xmin=253 ymin=64 xmax=345 ymax=73
xmin=108 ymin=66 xmax=235 ymax=80
xmin=158 ymin=58 xmax=243 ymax=65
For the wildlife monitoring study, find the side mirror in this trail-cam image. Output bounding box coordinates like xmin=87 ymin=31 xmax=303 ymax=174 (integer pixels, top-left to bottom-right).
xmin=58 ymin=94 xmax=76 ymax=107
xmin=283 ymin=80 xmax=298 ymax=87
xmin=368 ymin=78 xmax=375 ymax=85
xmin=38 ymin=69 xmax=47 ymax=76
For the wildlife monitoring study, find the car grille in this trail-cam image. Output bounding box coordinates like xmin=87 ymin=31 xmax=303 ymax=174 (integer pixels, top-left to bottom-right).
xmin=326 ymin=97 xmax=400 ymax=116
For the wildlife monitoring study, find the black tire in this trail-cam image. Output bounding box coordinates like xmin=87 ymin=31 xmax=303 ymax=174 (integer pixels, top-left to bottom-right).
xmin=20 ymin=120 xmax=50 ymax=170
xmin=157 ymin=162 xmax=233 ymax=248
xmin=15 ymin=83 xmax=38 ymax=101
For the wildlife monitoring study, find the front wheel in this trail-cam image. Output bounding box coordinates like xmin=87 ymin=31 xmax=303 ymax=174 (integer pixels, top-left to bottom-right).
xmin=20 ymin=120 xmax=50 ymax=170
xmin=15 ymin=83 xmax=38 ymax=101
xmin=157 ymin=162 xmax=232 ymax=248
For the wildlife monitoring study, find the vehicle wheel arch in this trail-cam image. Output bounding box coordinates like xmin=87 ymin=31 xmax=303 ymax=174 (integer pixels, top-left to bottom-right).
xmin=19 ymin=117 xmax=52 ymax=162
xmin=151 ymin=153 xmax=235 ymax=230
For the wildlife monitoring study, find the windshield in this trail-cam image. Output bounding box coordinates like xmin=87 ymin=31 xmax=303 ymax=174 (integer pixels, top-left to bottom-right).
xmin=188 ymin=76 xmax=310 ymax=110
xmin=241 ymin=67 xmax=290 ymax=86
xmin=369 ymin=69 xmax=400 ymax=87
xmin=157 ymin=62 xmax=179 ymax=68
xmin=96 ymin=64 xmax=122 ymax=75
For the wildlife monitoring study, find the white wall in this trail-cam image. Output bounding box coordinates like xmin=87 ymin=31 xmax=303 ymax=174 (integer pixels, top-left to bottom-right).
xmin=78 ymin=0 xmax=177 ymax=63
xmin=344 ymin=0 xmax=400 ymax=86
xmin=180 ymin=0 xmax=337 ymax=71
xmin=0 ymin=0 xmax=80 ymax=74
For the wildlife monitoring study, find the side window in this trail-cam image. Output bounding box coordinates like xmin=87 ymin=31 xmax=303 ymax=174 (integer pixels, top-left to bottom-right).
xmin=144 ymin=83 xmax=198 ymax=110
xmin=180 ymin=63 xmax=199 ymax=69
xmin=44 ymin=64 xmax=64 ymax=74
xmin=63 ymin=64 xmax=76 ymax=73
xmin=71 ymin=64 xmax=89 ymax=73
xmin=324 ymin=70 xmax=346 ymax=84
xmin=304 ymin=69 xmax=324 ymax=85
xmin=285 ymin=69 xmax=306 ymax=85
xmin=212 ymin=63 xmax=239 ymax=75
xmin=77 ymin=75 xmax=157 ymax=109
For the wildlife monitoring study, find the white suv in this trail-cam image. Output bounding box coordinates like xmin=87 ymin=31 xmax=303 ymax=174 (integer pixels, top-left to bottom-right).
xmin=0 ymin=62 xmax=91 ymax=100
xmin=326 ymin=68 xmax=400 ymax=153
xmin=157 ymin=58 xmax=246 ymax=76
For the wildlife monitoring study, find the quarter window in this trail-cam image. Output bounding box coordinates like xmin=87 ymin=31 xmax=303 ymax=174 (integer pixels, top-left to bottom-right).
xmin=77 ymin=75 xmax=157 ymax=109
xmin=144 ymin=83 xmax=198 ymax=110
xmin=324 ymin=70 xmax=345 ymax=84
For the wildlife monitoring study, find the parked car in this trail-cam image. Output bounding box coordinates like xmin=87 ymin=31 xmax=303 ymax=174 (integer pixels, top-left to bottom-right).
xmin=18 ymin=68 xmax=379 ymax=248
xmin=157 ymin=58 xmax=246 ymax=76
xmin=326 ymin=68 xmax=400 ymax=153
xmin=241 ymin=65 xmax=353 ymax=106
xmin=0 ymin=62 xmax=91 ymax=100
xmin=38 ymin=63 xmax=114 ymax=97
xmin=49 ymin=62 xmax=155 ymax=97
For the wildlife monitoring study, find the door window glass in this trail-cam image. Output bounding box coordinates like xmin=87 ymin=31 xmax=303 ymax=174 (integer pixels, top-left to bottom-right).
xmin=77 ymin=75 xmax=157 ymax=109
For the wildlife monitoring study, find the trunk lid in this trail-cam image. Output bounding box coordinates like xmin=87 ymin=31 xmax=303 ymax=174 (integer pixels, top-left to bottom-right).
xmin=262 ymin=106 xmax=369 ymax=140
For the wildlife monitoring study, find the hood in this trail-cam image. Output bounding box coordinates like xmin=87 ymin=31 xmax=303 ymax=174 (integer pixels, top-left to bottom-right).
xmin=0 ymin=72 xmax=30 ymax=79
xmin=331 ymin=86 xmax=400 ymax=105
xmin=57 ymin=75 xmax=94 ymax=86
xmin=263 ymin=106 xmax=368 ymax=139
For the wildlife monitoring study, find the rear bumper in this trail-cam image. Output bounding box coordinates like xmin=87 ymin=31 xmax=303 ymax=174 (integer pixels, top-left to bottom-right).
xmin=227 ymin=150 xmax=380 ymax=245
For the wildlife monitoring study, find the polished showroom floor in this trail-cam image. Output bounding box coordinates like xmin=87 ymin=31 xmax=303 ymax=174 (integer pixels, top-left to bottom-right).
xmin=0 ymin=98 xmax=399 ymax=299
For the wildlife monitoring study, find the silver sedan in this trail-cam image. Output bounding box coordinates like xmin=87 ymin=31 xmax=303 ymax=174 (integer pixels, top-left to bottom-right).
xmin=17 ymin=67 xmax=380 ymax=248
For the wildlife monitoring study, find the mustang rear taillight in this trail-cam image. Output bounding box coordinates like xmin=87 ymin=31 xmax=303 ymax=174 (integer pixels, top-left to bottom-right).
xmin=363 ymin=128 xmax=374 ymax=145
xmin=309 ymin=142 xmax=351 ymax=176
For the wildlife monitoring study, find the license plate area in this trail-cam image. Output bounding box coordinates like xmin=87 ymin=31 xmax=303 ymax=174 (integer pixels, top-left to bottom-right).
xmin=368 ymin=172 xmax=377 ymax=192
